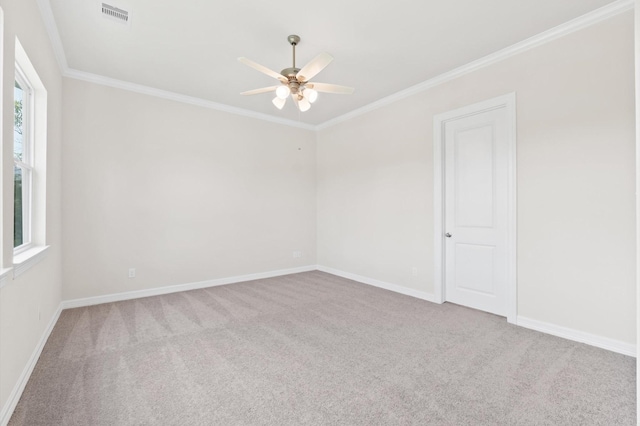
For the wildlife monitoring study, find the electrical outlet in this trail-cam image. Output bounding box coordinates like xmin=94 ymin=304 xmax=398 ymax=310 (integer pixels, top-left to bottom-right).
xmin=412 ymin=267 xmax=418 ymax=277
xmin=128 ymin=268 xmax=136 ymax=278
xmin=292 ymin=251 xmax=303 ymax=259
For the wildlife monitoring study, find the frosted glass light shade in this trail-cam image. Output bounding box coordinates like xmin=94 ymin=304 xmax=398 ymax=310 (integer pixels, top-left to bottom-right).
xmin=272 ymin=96 xmax=286 ymax=110
xmin=298 ymin=96 xmax=311 ymax=112
xmin=276 ymin=85 xmax=290 ymax=99
xmin=306 ymin=88 xmax=318 ymax=103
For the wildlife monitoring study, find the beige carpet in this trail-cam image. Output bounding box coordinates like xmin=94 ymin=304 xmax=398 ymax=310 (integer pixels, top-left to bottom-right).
xmin=9 ymin=271 xmax=636 ymax=425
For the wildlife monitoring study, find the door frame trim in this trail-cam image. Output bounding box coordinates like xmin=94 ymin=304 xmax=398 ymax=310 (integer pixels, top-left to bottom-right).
xmin=433 ymin=93 xmax=517 ymax=324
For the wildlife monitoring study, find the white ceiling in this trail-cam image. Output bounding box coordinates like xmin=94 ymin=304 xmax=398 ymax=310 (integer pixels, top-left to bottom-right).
xmin=47 ymin=0 xmax=618 ymax=126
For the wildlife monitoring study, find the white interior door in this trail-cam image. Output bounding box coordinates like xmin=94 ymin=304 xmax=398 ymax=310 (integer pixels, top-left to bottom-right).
xmin=443 ymin=106 xmax=510 ymax=316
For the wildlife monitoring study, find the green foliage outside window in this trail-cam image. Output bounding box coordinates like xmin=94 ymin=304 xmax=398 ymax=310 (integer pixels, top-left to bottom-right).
xmin=14 ymin=87 xmax=23 ymax=247
xmin=14 ymin=168 xmax=22 ymax=247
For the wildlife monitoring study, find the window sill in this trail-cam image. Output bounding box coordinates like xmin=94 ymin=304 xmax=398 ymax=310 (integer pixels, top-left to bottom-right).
xmin=13 ymin=245 xmax=50 ymax=278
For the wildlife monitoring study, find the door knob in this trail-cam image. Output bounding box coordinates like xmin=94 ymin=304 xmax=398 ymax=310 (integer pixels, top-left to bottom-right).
xmin=445 ymin=233 xmax=452 ymax=238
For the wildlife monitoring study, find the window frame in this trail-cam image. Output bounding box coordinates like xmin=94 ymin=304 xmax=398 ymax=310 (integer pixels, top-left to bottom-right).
xmin=13 ymin=64 xmax=34 ymax=255
xmin=11 ymin=37 xmax=50 ymax=278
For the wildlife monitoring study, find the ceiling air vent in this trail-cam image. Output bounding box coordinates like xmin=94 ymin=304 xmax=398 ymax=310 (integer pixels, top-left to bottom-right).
xmin=101 ymin=3 xmax=129 ymax=24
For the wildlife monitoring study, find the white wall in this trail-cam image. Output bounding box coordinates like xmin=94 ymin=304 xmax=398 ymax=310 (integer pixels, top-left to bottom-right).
xmin=0 ymin=0 xmax=63 ymax=417
xmin=635 ymin=0 xmax=639 ymax=421
xmin=0 ymin=1 xmax=633 ymax=423
xmin=317 ymin=12 xmax=636 ymax=344
xmin=62 ymin=79 xmax=317 ymax=300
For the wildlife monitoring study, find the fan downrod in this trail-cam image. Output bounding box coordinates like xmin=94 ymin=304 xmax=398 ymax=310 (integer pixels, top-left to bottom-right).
xmin=282 ymin=35 xmax=301 ymax=80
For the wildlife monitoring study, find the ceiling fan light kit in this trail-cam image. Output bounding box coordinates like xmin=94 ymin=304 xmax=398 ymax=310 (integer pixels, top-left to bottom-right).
xmin=239 ymin=35 xmax=354 ymax=113
xmin=275 ymin=85 xmax=290 ymax=99
xmin=272 ymin=97 xmax=286 ymax=110
xmin=306 ymin=88 xmax=318 ymax=103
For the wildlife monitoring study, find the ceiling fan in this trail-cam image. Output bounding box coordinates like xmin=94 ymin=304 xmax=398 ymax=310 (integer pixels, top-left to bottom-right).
xmin=238 ymin=35 xmax=354 ymax=112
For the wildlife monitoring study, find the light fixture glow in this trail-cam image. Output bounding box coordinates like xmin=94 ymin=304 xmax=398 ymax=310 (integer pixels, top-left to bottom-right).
xmin=306 ymin=88 xmax=318 ymax=103
xmin=272 ymin=96 xmax=286 ymax=110
xmin=276 ymin=85 xmax=290 ymax=99
xmin=298 ymin=96 xmax=311 ymax=112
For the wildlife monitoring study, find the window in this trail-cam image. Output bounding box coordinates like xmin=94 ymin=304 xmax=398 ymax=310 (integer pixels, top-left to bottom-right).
xmin=14 ymin=66 xmax=33 ymax=252
xmin=12 ymin=38 xmax=49 ymax=276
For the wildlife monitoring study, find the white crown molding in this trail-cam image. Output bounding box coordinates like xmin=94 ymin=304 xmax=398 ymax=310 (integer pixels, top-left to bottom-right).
xmin=35 ymin=0 xmax=69 ymax=72
xmin=63 ymin=68 xmax=317 ymax=131
xmin=0 ymin=303 xmax=62 ymax=426
xmin=37 ymin=0 xmax=633 ymax=131
xmin=61 ymin=265 xmax=317 ymax=309
xmin=517 ymin=316 xmax=636 ymax=357
xmin=316 ymin=265 xmax=437 ymax=303
xmin=317 ymin=0 xmax=634 ymax=130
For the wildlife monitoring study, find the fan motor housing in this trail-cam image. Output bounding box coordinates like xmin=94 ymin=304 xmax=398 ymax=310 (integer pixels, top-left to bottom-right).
xmin=281 ymin=67 xmax=302 ymax=93
xmin=281 ymin=67 xmax=300 ymax=79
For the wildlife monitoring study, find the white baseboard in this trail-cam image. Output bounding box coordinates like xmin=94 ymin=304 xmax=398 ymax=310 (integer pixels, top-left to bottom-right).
xmin=1 ymin=266 xmax=315 ymax=424
xmin=316 ymin=266 xmax=636 ymax=357
xmin=0 ymin=303 xmax=63 ymax=426
xmin=61 ymin=265 xmax=317 ymax=309
xmin=316 ymin=265 xmax=437 ymax=303
xmin=516 ymin=316 xmax=636 ymax=357
xmin=2 ymin=266 xmax=634 ymax=426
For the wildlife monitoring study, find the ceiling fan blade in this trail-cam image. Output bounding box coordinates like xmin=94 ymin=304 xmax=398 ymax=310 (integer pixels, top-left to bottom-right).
xmin=240 ymin=86 xmax=279 ymax=96
xmin=296 ymin=52 xmax=333 ymax=82
xmin=238 ymin=57 xmax=287 ymax=82
xmin=306 ymin=82 xmax=355 ymax=94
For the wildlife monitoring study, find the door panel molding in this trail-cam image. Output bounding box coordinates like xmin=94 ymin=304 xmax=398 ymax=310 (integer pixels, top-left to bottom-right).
xmin=433 ymin=93 xmax=517 ymax=324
